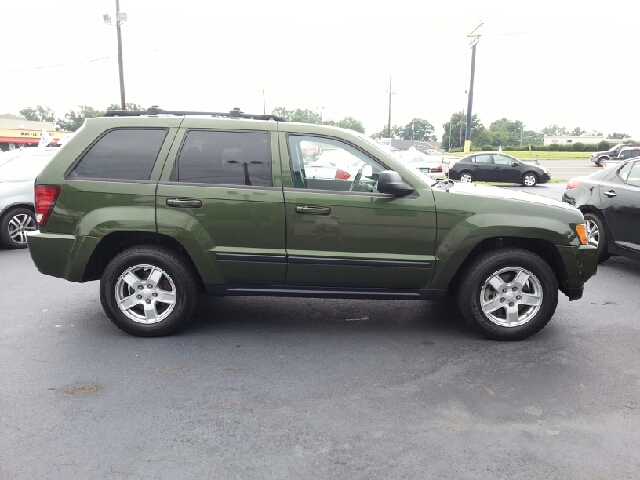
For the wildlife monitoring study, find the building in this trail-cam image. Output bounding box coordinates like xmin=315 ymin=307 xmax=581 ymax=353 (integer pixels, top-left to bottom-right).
xmin=543 ymin=135 xmax=629 ymax=146
xmin=0 ymin=114 xmax=71 ymax=151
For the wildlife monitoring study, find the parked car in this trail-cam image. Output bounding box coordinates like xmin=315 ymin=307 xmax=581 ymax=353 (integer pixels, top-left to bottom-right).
xmin=0 ymin=148 xmax=58 ymax=248
xmin=562 ymin=159 xmax=640 ymax=263
xmin=590 ymin=143 xmax=640 ymax=167
xmin=26 ymin=107 xmax=596 ymax=340
xmin=447 ymin=152 xmax=550 ymax=187
xmin=601 ymin=146 xmax=640 ymax=168
xmin=395 ymin=150 xmax=446 ymax=179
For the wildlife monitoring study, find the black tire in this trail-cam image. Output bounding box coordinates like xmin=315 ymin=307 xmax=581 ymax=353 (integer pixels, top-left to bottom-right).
xmin=100 ymin=245 xmax=198 ymax=337
xmin=583 ymin=212 xmax=610 ymax=263
xmin=0 ymin=207 xmax=37 ymax=249
xmin=457 ymin=248 xmax=558 ymax=341
xmin=521 ymin=172 xmax=538 ymax=187
xmin=459 ymin=171 xmax=474 ymax=183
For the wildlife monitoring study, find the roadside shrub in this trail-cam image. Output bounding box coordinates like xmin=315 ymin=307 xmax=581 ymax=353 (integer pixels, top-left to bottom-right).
xmin=481 ymin=144 xmax=493 ymax=151
xmin=572 ymin=142 xmax=586 ymax=151
xmin=548 ymin=143 xmax=560 ymax=151
xmin=597 ymin=140 xmax=611 ymax=151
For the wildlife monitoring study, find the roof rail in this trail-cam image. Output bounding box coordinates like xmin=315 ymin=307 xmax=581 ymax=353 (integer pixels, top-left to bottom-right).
xmin=103 ymin=106 xmax=285 ymax=121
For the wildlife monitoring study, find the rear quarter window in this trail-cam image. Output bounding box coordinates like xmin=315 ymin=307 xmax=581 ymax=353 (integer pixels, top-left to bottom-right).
xmin=67 ymin=128 xmax=168 ymax=180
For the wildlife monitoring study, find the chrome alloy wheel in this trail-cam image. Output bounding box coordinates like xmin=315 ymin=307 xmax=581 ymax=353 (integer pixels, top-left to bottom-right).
xmin=584 ymin=218 xmax=600 ymax=247
xmin=479 ymin=267 xmax=543 ymax=327
xmin=114 ymin=264 xmax=177 ymax=324
xmin=8 ymin=213 xmax=37 ymax=245
xmin=523 ymin=173 xmax=537 ymax=187
xmin=460 ymin=173 xmax=473 ymax=183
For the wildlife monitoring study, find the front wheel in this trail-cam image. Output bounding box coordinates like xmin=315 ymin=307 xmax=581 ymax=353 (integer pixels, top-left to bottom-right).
xmin=459 ymin=172 xmax=474 ymax=183
xmin=100 ymin=245 xmax=198 ymax=336
xmin=457 ymin=248 xmax=558 ymax=340
xmin=521 ymin=172 xmax=537 ymax=187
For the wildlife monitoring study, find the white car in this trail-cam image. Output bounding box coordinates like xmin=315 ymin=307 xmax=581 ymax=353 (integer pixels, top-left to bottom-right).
xmin=0 ymin=148 xmax=58 ymax=248
xmin=395 ymin=150 xmax=455 ymax=179
xmin=305 ymin=149 xmax=372 ymax=181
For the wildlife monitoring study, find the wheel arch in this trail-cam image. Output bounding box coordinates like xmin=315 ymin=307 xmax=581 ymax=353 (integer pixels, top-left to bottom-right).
xmin=579 ymin=207 xmax=614 ymax=254
xmin=0 ymin=202 xmax=35 ymax=219
xmin=82 ymin=231 xmax=205 ymax=290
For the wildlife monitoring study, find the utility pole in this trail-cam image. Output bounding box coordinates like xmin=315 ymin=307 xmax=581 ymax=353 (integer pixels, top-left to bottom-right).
xmin=115 ymin=0 xmax=126 ymax=110
xmin=386 ymin=76 xmax=396 ymax=138
xmin=317 ymin=106 xmax=325 ymax=124
xmin=258 ymin=89 xmax=267 ymax=114
xmin=520 ymin=123 xmax=525 ymax=146
xmin=465 ymin=22 xmax=482 ymax=153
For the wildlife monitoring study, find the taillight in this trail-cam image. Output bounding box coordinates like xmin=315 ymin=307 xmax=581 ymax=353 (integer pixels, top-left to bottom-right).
xmin=566 ymin=179 xmax=581 ymax=190
xmin=335 ymin=169 xmax=351 ymax=180
xmin=34 ymin=185 xmax=60 ymax=227
xmin=437 ymin=165 xmax=443 ymax=173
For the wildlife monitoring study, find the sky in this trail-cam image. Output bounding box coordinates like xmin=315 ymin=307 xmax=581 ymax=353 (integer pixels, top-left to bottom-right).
xmin=2 ymin=0 xmax=640 ymax=140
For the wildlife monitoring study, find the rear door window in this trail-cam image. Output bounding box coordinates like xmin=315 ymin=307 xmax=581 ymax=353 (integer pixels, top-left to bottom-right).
xmin=68 ymin=128 xmax=168 ymax=180
xmin=174 ymin=130 xmax=272 ymax=187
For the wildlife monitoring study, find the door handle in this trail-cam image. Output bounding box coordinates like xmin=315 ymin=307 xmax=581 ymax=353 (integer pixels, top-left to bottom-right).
xmin=295 ymin=205 xmax=331 ymax=215
xmin=604 ymin=190 xmax=617 ymax=198
xmin=166 ymin=198 xmax=202 ymax=208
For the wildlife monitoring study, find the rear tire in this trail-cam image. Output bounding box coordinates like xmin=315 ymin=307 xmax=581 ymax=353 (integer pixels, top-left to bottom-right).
xmin=584 ymin=212 xmax=610 ymax=263
xmin=100 ymin=245 xmax=198 ymax=337
xmin=0 ymin=207 xmax=37 ymax=249
xmin=457 ymin=248 xmax=558 ymax=340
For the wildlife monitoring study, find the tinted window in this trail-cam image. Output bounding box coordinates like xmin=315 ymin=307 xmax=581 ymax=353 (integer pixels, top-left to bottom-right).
xmin=472 ymin=154 xmax=493 ymax=164
xmin=176 ymin=130 xmax=272 ymax=187
xmin=494 ymin=155 xmax=514 ymax=165
xmin=624 ymin=162 xmax=640 ymax=187
xmin=69 ymin=129 xmax=167 ymax=180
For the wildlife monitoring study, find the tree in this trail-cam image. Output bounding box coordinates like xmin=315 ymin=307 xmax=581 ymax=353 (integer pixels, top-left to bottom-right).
xmin=56 ymin=106 xmax=105 ymax=132
xmin=488 ymin=118 xmax=523 ymax=147
xmin=569 ymin=127 xmax=586 ymax=136
xmin=106 ymin=103 xmax=144 ymax=111
xmin=441 ymin=112 xmax=484 ymax=150
xmin=19 ymin=105 xmax=55 ymax=123
xmin=271 ymin=107 xmax=321 ymax=124
xmin=398 ymin=118 xmax=436 ymax=141
xmin=541 ymin=124 xmax=568 ymax=136
xmin=335 ymin=117 xmax=365 ymax=134
xmin=607 ymin=132 xmax=631 ymax=139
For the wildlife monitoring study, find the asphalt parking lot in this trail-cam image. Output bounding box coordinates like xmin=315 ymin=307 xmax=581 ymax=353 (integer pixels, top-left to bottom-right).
xmin=1 ymin=171 xmax=639 ymax=480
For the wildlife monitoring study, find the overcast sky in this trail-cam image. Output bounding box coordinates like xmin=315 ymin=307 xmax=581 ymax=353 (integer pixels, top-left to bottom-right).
xmin=2 ymin=0 xmax=640 ymax=139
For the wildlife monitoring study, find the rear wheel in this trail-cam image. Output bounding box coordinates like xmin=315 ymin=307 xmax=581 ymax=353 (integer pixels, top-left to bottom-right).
xmin=0 ymin=208 xmax=37 ymax=249
xmin=100 ymin=245 xmax=198 ymax=336
xmin=459 ymin=172 xmax=474 ymax=183
xmin=457 ymin=248 xmax=558 ymax=340
xmin=521 ymin=172 xmax=537 ymax=187
xmin=584 ymin=212 xmax=610 ymax=262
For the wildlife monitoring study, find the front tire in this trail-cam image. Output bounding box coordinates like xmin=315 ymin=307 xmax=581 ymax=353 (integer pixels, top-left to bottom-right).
xmin=100 ymin=245 xmax=198 ymax=336
xmin=457 ymin=248 xmax=558 ymax=340
xmin=0 ymin=208 xmax=37 ymax=249
xmin=522 ymin=172 xmax=538 ymax=187
xmin=459 ymin=172 xmax=474 ymax=183
xmin=584 ymin=212 xmax=610 ymax=263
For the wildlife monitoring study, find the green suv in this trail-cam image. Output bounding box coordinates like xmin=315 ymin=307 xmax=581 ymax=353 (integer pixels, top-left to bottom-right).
xmin=27 ymin=107 xmax=597 ymax=340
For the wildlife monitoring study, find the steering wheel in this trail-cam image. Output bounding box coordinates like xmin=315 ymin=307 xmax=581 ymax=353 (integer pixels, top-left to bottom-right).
xmin=349 ymin=162 xmax=367 ymax=191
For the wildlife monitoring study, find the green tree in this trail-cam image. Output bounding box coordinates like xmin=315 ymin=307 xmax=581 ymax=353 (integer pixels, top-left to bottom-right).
xmin=271 ymin=107 xmax=321 ymax=124
xmin=607 ymin=132 xmax=631 ymax=139
xmin=569 ymin=127 xmax=586 ymax=136
xmin=541 ymin=124 xmax=568 ymax=136
xmin=370 ymin=125 xmax=402 ymax=139
xmin=335 ymin=117 xmax=365 ymax=133
xmin=106 ymin=103 xmax=144 ymax=111
xmin=56 ymin=106 xmax=105 ymax=132
xmin=19 ymin=105 xmax=56 ymax=123
xmin=441 ymin=112 xmax=484 ymax=150
xmin=487 ymin=118 xmax=524 ymax=147
xmin=399 ymin=118 xmax=436 ymax=141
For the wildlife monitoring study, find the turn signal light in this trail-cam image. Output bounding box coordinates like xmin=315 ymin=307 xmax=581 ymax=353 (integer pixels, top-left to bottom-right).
xmin=566 ymin=179 xmax=581 ymax=190
xmin=575 ymin=224 xmax=588 ymax=245
xmin=34 ymin=185 xmax=61 ymax=227
xmin=335 ymin=169 xmax=351 ymax=180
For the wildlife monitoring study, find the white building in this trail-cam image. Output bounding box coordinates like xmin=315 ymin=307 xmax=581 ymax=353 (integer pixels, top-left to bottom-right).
xmin=543 ymin=135 xmax=629 ymax=146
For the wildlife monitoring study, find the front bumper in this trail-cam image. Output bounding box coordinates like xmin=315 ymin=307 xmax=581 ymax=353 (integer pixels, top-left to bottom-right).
xmin=556 ymin=244 xmax=598 ymax=300
xmin=27 ymin=231 xmax=99 ymax=282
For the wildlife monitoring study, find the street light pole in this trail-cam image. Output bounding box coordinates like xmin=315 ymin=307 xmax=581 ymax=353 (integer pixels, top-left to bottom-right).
xmin=386 ymin=76 xmax=396 ymax=138
xmin=115 ymin=0 xmax=126 ymax=110
xmin=520 ymin=123 xmax=525 ymax=147
xmin=464 ymin=23 xmax=482 ymax=153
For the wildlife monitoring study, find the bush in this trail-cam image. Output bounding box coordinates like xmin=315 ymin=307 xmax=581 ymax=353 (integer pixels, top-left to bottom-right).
xmin=481 ymin=144 xmax=493 ymax=151
xmin=597 ymin=140 xmax=611 ymax=151
xmin=548 ymin=143 xmax=560 ymax=151
xmin=572 ymin=142 xmax=586 ymax=151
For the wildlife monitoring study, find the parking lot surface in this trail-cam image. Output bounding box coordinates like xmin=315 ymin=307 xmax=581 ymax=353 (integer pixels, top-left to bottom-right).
xmin=1 ymin=179 xmax=639 ymax=479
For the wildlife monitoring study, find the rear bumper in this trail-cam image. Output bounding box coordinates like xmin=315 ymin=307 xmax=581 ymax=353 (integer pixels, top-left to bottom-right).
xmin=556 ymin=244 xmax=598 ymax=300
xmin=26 ymin=231 xmax=98 ymax=282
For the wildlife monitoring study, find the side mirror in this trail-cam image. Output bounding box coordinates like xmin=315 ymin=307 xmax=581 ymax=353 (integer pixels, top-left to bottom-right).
xmin=377 ymin=170 xmax=415 ymax=196
xmin=512 ymin=161 xmax=519 ymax=166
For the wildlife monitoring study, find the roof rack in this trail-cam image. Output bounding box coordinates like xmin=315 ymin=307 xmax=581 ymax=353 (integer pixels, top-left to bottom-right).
xmin=103 ymin=106 xmax=285 ymax=122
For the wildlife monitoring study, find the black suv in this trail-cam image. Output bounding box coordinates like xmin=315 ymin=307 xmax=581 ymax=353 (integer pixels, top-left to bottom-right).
xmin=590 ymin=143 xmax=640 ymax=166
xmin=448 ymin=152 xmax=550 ymax=187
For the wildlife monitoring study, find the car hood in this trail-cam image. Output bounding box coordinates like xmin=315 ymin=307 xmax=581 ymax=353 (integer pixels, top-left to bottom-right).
xmin=438 ymin=181 xmax=576 ymax=212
